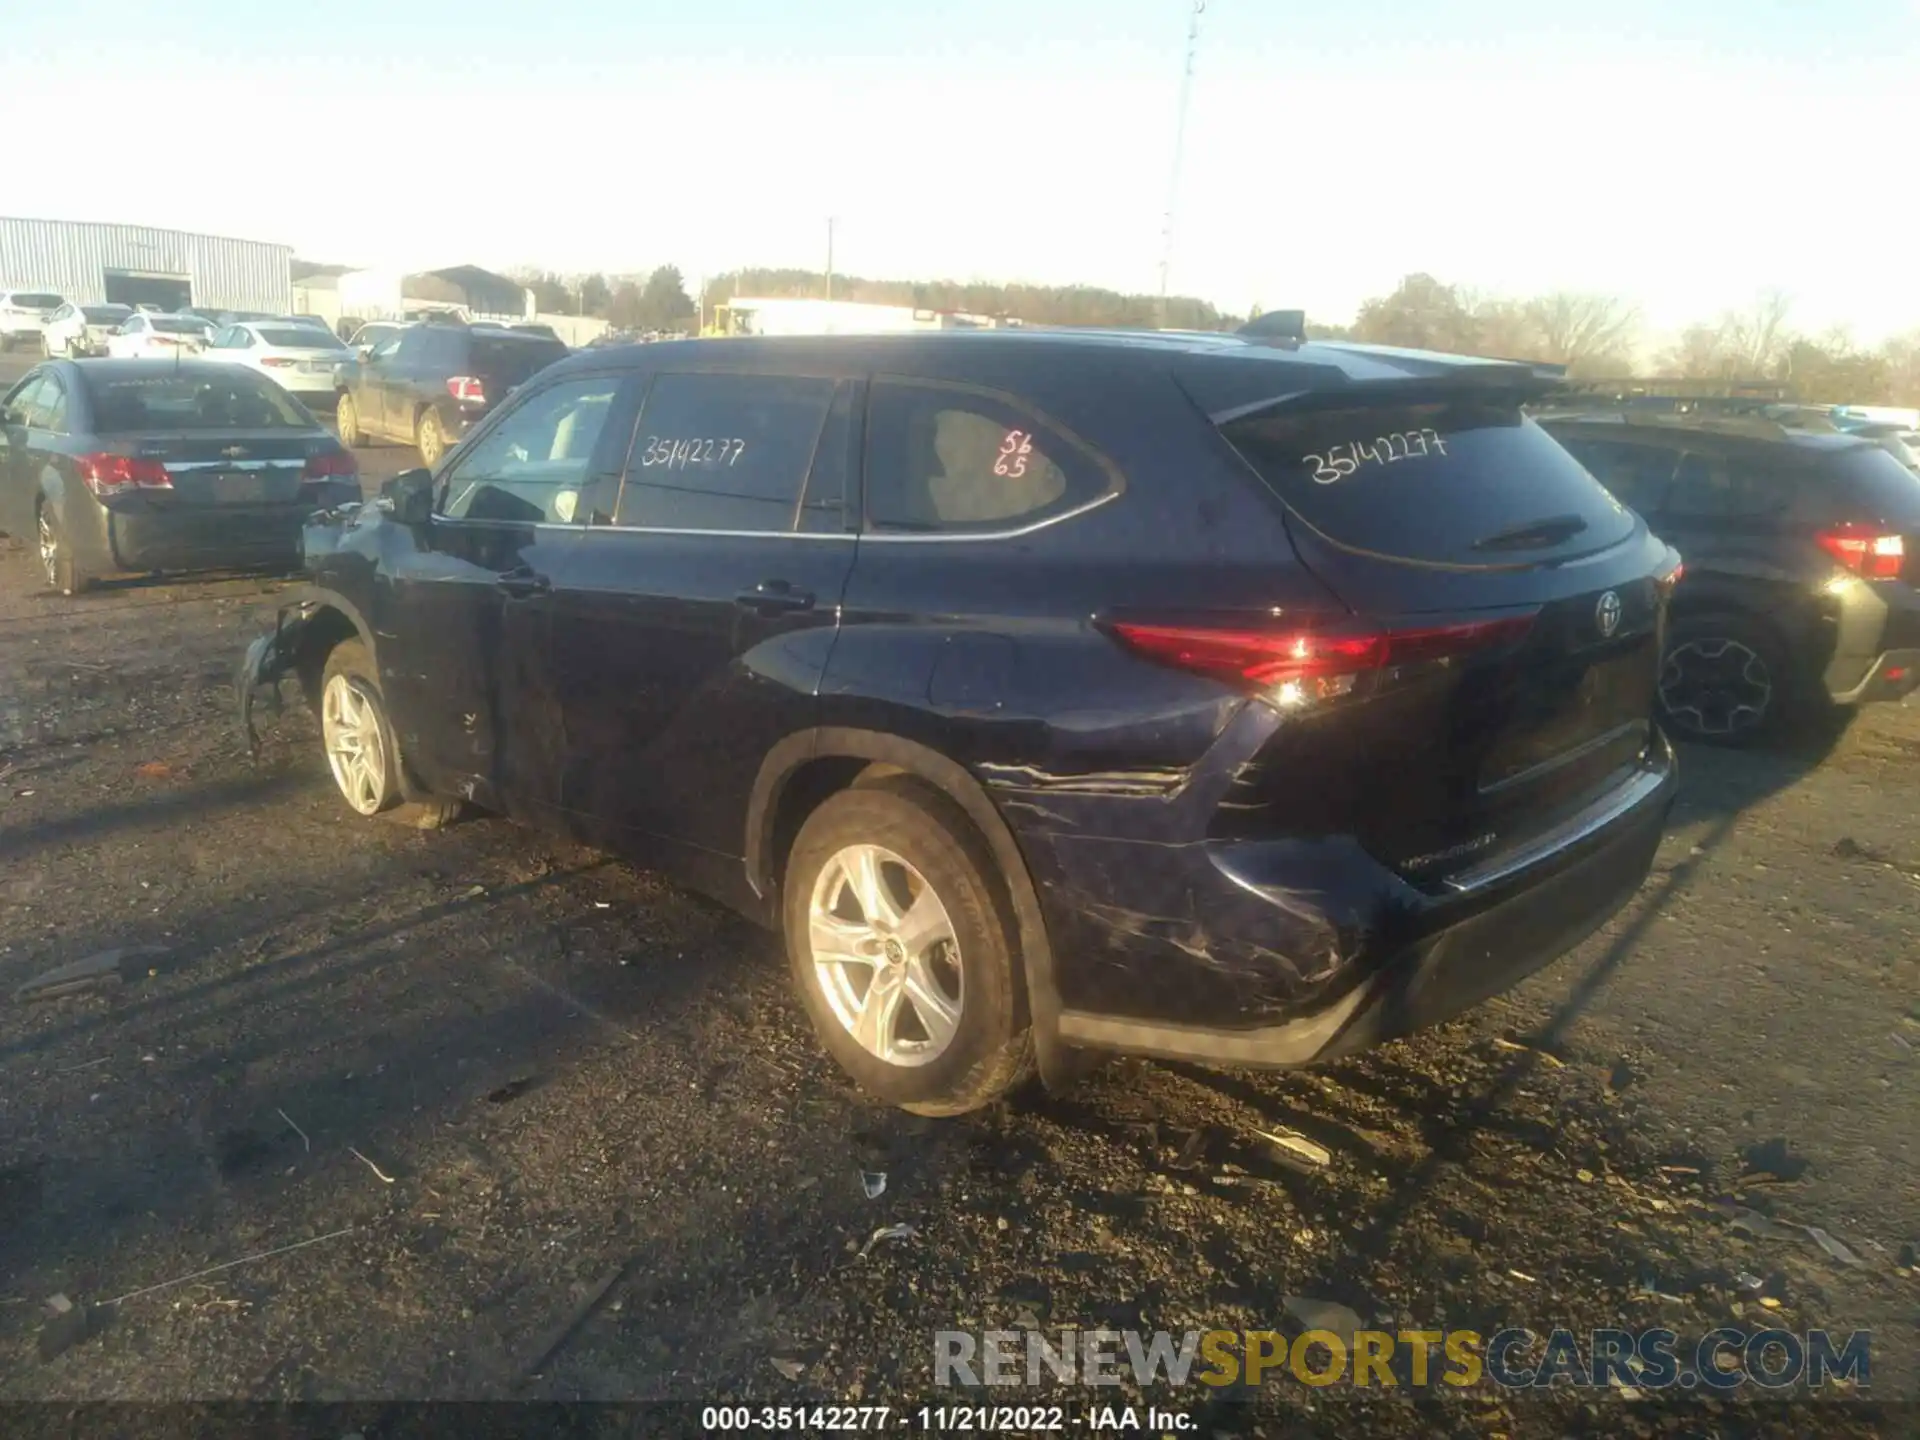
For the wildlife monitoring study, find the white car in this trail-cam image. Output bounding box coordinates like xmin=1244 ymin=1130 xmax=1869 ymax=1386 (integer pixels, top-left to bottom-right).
xmin=105 ymin=312 xmax=217 ymax=359
xmin=42 ymin=302 xmax=134 ymax=358
xmin=0 ymin=288 xmax=66 ymax=352
xmin=204 ymin=320 xmax=352 ymax=403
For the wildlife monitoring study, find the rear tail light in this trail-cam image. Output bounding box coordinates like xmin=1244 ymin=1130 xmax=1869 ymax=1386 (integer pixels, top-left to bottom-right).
xmin=446 ymin=375 xmax=485 ymax=404
xmin=78 ymin=452 xmax=172 ymax=497
xmin=1817 ymin=526 xmax=1905 ymax=579
xmin=303 ymin=450 xmax=358 ymax=481
xmin=261 ymin=356 xmax=297 ymax=368
xmin=1108 ymin=613 xmax=1536 ymax=708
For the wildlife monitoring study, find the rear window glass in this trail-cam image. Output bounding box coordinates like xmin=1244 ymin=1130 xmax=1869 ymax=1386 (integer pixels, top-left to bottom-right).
xmin=12 ymin=293 xmax=62 ymax=309
xmin=82 ymin=306 xmax=130 ymax=324
xmin=257 ymin=326 xmax=346 ymax=349
xmin=470 ymin=337 xmax=568 ymax=384
xmin=1219 ymin=398 xmax=1635 ymax=564
xmin=85 ymin=373 xmax=312 ymax=432
xmin=151 ymin=317 xmax=212 ymax=336
xmin=1828 ymin=445 xmax=1920 ymax=525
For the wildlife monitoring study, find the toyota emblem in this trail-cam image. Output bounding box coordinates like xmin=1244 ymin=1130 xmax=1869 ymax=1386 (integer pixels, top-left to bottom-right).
xmin=1595 ymin=590 xmax=1622 ymax=638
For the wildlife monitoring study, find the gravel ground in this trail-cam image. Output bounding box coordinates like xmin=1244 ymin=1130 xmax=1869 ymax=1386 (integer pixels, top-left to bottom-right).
xmin=0 ymin=355 xmax=1914 ymax=1437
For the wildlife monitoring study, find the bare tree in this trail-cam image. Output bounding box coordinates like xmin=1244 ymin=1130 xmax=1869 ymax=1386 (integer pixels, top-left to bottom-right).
xmin=1727 ymin=288 xmax=1793 ymax=376
xmin=1524 ymin=292 xmax=1640 ymax=373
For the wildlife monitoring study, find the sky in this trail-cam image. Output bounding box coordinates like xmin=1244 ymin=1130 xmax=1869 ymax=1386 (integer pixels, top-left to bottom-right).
xmin=3 ymin=0 xmax=1916 ymax=344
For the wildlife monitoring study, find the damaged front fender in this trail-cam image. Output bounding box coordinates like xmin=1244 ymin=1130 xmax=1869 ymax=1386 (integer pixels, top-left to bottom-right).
xmin=237 ymin=600 xmax=317 ymax=756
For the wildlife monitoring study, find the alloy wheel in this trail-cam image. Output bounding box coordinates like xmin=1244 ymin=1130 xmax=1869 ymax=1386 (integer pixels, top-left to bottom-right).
xmin=1660 ymin=638 xmax=1772 ymax=737
xmin=321 ymin=673 xmax=390 ymax=815
xmin=37 ymin=510 xmax=57 ymax=589
xmin=807 ymin=843 xmax=964 ymax=1067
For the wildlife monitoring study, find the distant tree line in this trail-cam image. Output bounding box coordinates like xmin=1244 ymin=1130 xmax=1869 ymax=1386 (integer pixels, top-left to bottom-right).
xmin=515 ymin=266 xmax=698 ymax=333
xmin=697 ymin=269 xmax=1232 ymax=332
xmin=1330 ymin=272 xmax=1920 ymax=406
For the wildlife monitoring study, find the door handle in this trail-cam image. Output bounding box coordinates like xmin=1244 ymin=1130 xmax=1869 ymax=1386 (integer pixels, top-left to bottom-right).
xmin=734 ymin=579 xmax=815 ymax=615
xmin=495 ymin=568 xmax=551 ymax=598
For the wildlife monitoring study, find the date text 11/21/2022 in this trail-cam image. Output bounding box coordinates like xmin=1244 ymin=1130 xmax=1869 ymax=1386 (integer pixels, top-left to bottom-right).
xmin=1305 ymin=428 xmax=1448 ymax=484
xmin=697 ymin=1404 xmax=1195 ymax=1431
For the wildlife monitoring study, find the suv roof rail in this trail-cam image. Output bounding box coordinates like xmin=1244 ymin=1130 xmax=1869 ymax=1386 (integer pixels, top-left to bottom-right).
xmin=1548 ymin=376 xmax=1798 ymax=403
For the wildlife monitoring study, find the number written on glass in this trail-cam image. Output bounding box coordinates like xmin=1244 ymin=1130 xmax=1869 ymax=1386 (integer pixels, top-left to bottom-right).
xmin=994 ymin=429 xmax=1034 ymax=478
xmin=1303 ymin=429 xmax=1448 ymax=484
xmin=639 ymin=436 xmax=746 ymax=470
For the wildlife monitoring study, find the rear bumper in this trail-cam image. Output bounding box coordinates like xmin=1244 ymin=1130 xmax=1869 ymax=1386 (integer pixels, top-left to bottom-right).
xmin=79 ymin=488 xmax=359 ymax=574
xmin=1824 ymin=579 xmax=1920 ymax=703
xmin=1038 ymin=733 xmax=1678 ymax=1067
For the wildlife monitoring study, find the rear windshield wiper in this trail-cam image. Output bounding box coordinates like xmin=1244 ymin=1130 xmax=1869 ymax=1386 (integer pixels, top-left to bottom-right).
xmin=1471 ymin=513 xmax=1589 ymax=551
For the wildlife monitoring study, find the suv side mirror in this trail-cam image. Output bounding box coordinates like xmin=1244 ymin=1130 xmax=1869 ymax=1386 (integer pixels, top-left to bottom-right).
xmin=382 ymin=468 xmax=435 ymax=525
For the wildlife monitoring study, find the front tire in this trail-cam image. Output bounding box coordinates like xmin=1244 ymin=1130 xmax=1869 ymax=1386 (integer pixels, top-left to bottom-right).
xmin=1658 ymin=611 xmax=1790 ymax=746
xmin=316 ymin=639 xmax=462 ymax=827
xmin=783 ymin=777 xmax=1034 ymax=1116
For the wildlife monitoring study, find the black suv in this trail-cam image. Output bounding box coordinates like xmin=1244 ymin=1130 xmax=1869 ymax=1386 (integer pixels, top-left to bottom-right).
xmin=1538 ymin=409 xmax=1920 ymax=742
xmin=334 ymin=322 xmax=568 ymax=467
xmin=242 ymin=331 xmax=1680 ymax=1115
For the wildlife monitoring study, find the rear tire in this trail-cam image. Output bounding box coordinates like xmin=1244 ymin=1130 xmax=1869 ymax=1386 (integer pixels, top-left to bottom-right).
xmin=1658 ymin=611 xmax=1791 ymax=746
xmin=783 ymin=776 xmax=1034 ymax=1116
xmin=335 ymin=392 xmax=364 ymax=448
xmin=37 ymin=502 xmax=91 ymax=597
xmin=416 ymin=407 xmax=446 ymax=468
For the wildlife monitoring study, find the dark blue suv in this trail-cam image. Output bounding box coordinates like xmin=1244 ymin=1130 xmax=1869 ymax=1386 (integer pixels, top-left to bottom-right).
xmin=241 ymin=328 xmax=1680 ymax=1114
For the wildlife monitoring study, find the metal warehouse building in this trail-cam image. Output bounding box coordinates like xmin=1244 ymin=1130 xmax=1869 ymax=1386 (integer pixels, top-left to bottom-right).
xmin=0 ymin=216 xmax=290 ymax=314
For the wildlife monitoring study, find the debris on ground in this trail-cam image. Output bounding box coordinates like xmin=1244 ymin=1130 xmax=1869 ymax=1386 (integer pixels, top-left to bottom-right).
xmin=860 ymin=1171 xmax=887 ymax=1200
xmin=1281 ymin=1295 xmax=1367 ymax=1344
xmin=1493 ymin=1034 xmax=1566 ymax=1067
xmin=486 ymin=1078 xmax=537 ymax=1105
xmin=1734 ymin=1270 xmax=1764 ymax=1291
xmin=39 ymin=1301 xmax=104 ymax=1362
xmin=1164 ymin=1128 xmax=1208 ymax=1171
xmin=460 ymin=885 xmax=487 ymax=900
xmin=133 ymin=761 xmax=172 ymax=779
xmin=13 ymin=945 xmax=173 ymax=1002
xmin=104 ymin=1226 xmax=357 ymax=1308
xmin=769 ymin=1354 xmax=807 ymax=1381
xmin=1740 ymin=1137 xmax=1809 ymax=1183
xmin=1252 ymin=1126 xmax=1331 ymax=1170
xmin=349 ymin=1148 xmax=396 ymax=1185
xmin=858 ymin=1223 xmax=916 ymax=1258
xmin=1805 ymin=1226 xmax=1866 ymax=1268
xmin=515 ymin=1260 xmax=630 ymax=1386
xmin=1607 ymin=1059 xmax=1637 ymax=1093
xmin=277 ymin=1109 xmax=310 ymax=1152
xmin=1897 ymin=1242 xmax=1916 ymax=1270
xmin=1723 ymin=1207 xmax=1799 ymax=1242
xmin=46 ymin=1293 xmax=73 ymax=1315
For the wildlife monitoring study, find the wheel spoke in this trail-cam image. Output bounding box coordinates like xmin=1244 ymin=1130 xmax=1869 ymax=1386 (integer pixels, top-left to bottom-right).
xmin=893 ymin=885 xmax=950 ymax=960
xmin=901 ymin=955 xmax=960 ymax=1052
xmin=851 ymin=968 xmax=905 ymax=1056
xmin=846 ymin=845 xmax=903 ymax=930
xmin=810 ymin=911 xmax=877 ymax=969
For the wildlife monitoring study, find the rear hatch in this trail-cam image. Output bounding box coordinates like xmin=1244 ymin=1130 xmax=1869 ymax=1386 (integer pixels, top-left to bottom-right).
xmin=1817 ymin=444 xmax=1920 ymax=582
xmin=1185 ymin=348 xmax=1674 ymax=886
xmin=88 ymin=371 xmax=327 ymax=507
xmin=253 ymin=325 xmax=351 ymax=379
xmin=466 ymin=334 xmax=568 ymax=411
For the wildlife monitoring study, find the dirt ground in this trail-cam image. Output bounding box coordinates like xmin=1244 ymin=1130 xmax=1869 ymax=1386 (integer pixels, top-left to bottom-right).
xmin=0 ymin=354 xmax=1914 ymax=1436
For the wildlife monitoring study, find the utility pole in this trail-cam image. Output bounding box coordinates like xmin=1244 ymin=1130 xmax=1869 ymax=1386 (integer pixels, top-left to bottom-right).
xmin=826 ymin=217 xmax=836 ymax=302
xmin=1157 ymin=0 xmax=1205 ymax=330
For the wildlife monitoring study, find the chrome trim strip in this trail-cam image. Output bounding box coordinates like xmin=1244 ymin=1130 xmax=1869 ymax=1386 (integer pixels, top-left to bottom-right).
xmin=1477 ymin=719 xmax=1646 ymax=797
xmin=428 ymin=486 xmax=1121 ymax=542
xmin=1444 ymin=761 xmax=1670 ymax=895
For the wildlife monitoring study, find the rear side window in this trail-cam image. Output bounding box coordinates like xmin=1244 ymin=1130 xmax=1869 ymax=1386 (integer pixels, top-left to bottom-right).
xmin=1220 ymin=398 xmax=1634 ymax=564
xmin=30 ymin=375 xmax=68 ymax=431
xmin=1554 ymin=436 xmax=1679 ymax=514
xmin=611 ymin=372 xmax=837 ymax=532
xmin=1827 ymin=445 xmax=1920 ymax=526
xmin=12 ymin=293 xmax=61 ymax=310
xmin=1663 ymin=452 xmax=1802 ymax=522
xmin=257 ymin=326 xmax=345 ymax=349
xmin=863 ymin=379 xmax=1110 ymax=534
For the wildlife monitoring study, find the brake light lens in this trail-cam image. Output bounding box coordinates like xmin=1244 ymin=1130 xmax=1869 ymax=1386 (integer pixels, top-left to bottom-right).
xmin=1817 ymin=526 xmax=1905 ymax=579
xmin=78 ymin=452 xmax=172 ymax=497
xmin=1108 ymin=613 xmax=1536 ymax=707
xmin=260 ymin=356 xmax=297 ymax=368
xmin=303 ymin=449 xmax=358 ymax=481
xmin=446 ymin=375 xmax=485 ymax=404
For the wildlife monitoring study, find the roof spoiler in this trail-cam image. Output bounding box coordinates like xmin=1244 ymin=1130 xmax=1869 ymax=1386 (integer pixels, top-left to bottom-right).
xmin=1237 ymin=310 xmax=1307 ymax=344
